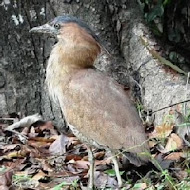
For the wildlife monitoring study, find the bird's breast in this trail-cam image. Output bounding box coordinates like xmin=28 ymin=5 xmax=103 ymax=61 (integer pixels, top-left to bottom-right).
xmin=46 ymin=50 xmax=70 ymax=103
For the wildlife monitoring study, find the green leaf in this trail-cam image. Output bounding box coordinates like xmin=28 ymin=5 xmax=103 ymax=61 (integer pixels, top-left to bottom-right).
xmin=177 ymin=123 xmax=190 ymax=127
xmin=163 ymin=0 xmax=172 ymax=6
xmin=105 ymin=169 xmax=124 ymax=177
xmin=0 ymin=166 xmax=7 ymax=172
xmin=156 ymin=184 xmax=165 ymax=190
xmin=133 ymin=183 xmax=142 ymax=188
xmin=133 ymin=183 xmax=147 ymax=189
xmin=53 ymin=181 xmax=70 ymax=190
xmin=147 ymin=4 xmax=164 ymax=22
xmin=13 ymin=174 xmax=32 ymax=184
xmin=169 ymin=52 xmax=178 ymax=63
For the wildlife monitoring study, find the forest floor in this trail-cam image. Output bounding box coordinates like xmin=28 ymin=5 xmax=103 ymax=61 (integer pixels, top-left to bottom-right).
xmin=0 ymin=113 xmax=190 ymax=190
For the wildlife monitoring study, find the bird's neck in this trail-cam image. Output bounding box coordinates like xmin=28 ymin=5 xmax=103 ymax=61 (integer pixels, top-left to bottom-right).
xmin=46 ymin=43 xmax=75 ymax=100
xmin=46 ymin=40 xmax=100 ymax=100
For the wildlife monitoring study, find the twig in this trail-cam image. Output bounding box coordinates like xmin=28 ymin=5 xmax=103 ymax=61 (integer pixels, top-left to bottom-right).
xmin=183 ymin=72 xmax=190 ymax=116
xmin=6 ymin=129 xmax=28 ymax=144
xmin=6 ymin=113 xmax=42 ymax=131
xmin=152 ymin=99 xmax=190 ymax=114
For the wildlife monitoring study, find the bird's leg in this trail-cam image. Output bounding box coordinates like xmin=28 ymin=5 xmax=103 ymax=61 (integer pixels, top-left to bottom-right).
xmin=109 ymin=150 xmax=123 ymax=188
xmin=87 ymin=146 xmax=95 ymax=189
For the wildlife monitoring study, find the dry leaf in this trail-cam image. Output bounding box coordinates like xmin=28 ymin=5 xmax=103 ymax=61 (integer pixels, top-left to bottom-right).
xmin=164 ymin=152 xmax=184 ymax=161
xmin=149 ymin=123 xmax=173 ymax=139
xmin=32 ymin=170 xmax=47 ymax=181
xmin=154 ymin=153 xmax=173 ymax=169
xmin=0 ymin=185 xmax=9 ymax=190
xmin=3 ymin=149 xmax=29 ymax=159
xmin=65 ymin=154 xmax=83 ymax=162
xmin=21 ymin=126 xmax=30 ymax=136
xmin=3 ymin=144 xmax=20 ymax=153
xmin=95 ymin=158 xmax=112 ymax=166
xmin=173 ymin=170 xmax=188 ymax=180
xmin=0 ymin=170 xmax=13 ymax=186
xmin=164 ymin=133 xmax=183 ymax=152
xmin=83 ymin=151 xmax=105 ymax=161
xmin=49 ymin=134 xmax=69 ymax=155
xmin=68 ymin=137 xmax=81 ymax=146
xmin=28 ymin=140 xmax=52 ymax=149
xmin=39 ymin=121 xmax=58 ymax=135
xmin=70 ymin=160 xmax=90 ymax=169
xmin=148 ymin=140 xmax=157 ymax=148
xmin=29 ymin=137 xmax=55 ymax=143
xmin=6 ymin=158 xmax=26 ymax=170
xmin=94 ymin=171 xmax=117 ymax=188
xmin=39 ymin=159 xmax=53 ymax=172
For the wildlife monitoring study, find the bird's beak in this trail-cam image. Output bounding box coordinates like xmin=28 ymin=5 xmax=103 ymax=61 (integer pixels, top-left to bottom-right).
xmin=30 ymin=23 xmax=56 ymax=35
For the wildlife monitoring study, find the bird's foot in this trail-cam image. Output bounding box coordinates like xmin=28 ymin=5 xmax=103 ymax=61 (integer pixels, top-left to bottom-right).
xmin=108 ymin=149 xmax=123 ymax=188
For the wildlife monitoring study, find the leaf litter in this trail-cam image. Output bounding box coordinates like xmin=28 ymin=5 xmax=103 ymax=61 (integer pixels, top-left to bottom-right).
xmin=0 ymin=110 xmax=190 ymax=189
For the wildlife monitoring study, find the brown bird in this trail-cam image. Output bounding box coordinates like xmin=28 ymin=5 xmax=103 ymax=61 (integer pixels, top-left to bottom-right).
xmin=30 ymin=16 xmax=149 ymax=188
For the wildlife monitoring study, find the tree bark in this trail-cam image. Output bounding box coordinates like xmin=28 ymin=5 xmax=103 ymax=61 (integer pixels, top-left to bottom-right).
xmin=0 ymin=0 xmax=188 ymax=129
xmin=0 ymin=0 xmax=64 ymax=128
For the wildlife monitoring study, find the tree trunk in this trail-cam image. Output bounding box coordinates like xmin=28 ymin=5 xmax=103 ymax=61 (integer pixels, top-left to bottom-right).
xmin=0 ymin=0 xmax=64 ymax=128
xmin=0 ymin=0 xmax=188 ymax=130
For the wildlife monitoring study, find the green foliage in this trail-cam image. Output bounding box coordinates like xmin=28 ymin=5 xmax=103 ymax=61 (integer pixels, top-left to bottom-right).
xmin=176 ymin=180 xmax=190 ymax=190
xmin=139 ymin=0 xmax=190 ymax=73
xmin=169 ymin=51 xmax=185 ymax=64
xmin=141 ymin=0 xmax=166 ymax=21
xmin=146 ymin=2 xmax=164 ymax=23
xmin=13 ymin=174 xmax=32 ymax=184
xmin=105 ymin=169 xmax=124 ymax=177
xmin=176 ymin=105 xmax=190 ymax=128
xmin=53 ymin=179 xmax=78 ymax=190
xmin=0 ymin=166 xmax=7 ymax=172
xmin=53 ymin=181 xmax=69 ymax=190
xmin=139 ymin=0 xmax=189 ymax=47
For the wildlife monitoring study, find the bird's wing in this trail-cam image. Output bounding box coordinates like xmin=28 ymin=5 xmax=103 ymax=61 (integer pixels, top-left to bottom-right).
xmin=63 ymin=69 xmax=148 ymax=155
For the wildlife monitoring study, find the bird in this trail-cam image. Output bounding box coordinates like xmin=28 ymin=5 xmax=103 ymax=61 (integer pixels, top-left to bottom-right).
xmin=30 ymin=15 xmax=149 ymax=189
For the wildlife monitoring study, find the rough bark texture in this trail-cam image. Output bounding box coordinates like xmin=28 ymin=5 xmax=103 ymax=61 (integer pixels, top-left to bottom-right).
xmin=0 ymin=0 xmax=65 ymax=128
xmin=0 ymin=0 xmax=188 ymax=129
xmin=119 ymin=2 xmax=189 ymax=125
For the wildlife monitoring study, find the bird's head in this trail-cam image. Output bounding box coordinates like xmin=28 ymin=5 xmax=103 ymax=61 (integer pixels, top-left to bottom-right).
xmin=30 ymin=16 xmax=109 ymax=68
xmin=30 ymin=15 xmax=100 ymax=43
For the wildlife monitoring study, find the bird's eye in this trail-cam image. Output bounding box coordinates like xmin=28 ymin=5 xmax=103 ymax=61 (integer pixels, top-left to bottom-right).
xmin=54 ymin=23 xmax=60 ymax=29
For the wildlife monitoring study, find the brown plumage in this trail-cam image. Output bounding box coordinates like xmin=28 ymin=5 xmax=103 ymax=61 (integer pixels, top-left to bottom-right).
xmin=30 ymin=15 xmax=149 ymax=188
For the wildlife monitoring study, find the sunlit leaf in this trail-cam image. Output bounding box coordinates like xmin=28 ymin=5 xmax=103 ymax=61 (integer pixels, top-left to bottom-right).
xmin=164 ymin=133 xmax=183 ymax=152
xmin=149 ymin=123 xmax=173 ymax=139
xmin=104 ymin=169 xmax=124 ymax=177
xmin=133 ymin=183 xmax=147 ymax=189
